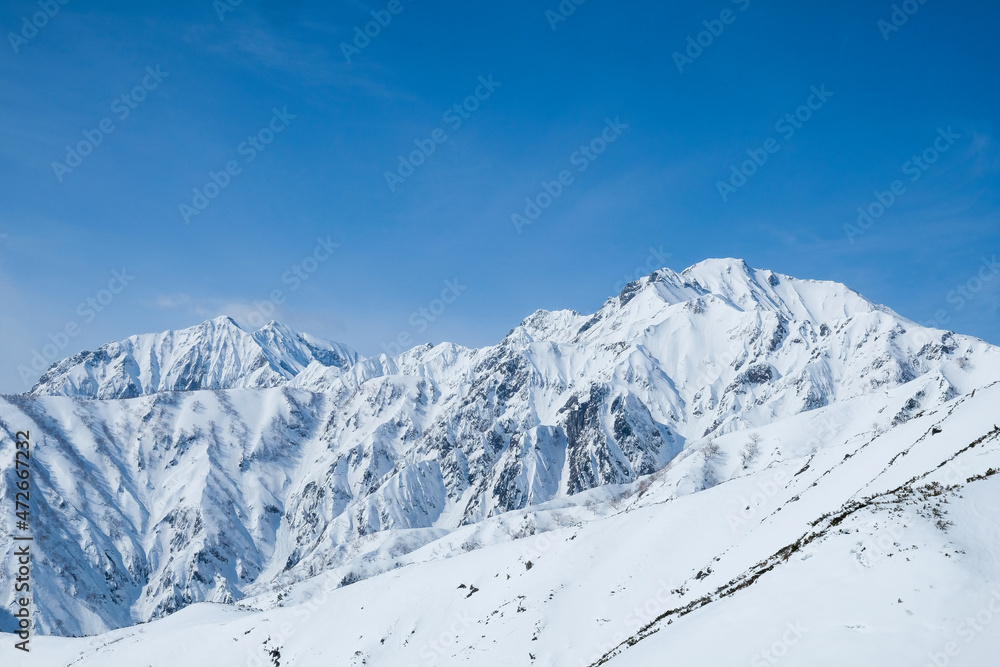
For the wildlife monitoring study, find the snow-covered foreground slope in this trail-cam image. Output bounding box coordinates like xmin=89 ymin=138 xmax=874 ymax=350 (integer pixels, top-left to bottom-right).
xmin=7 ymin=380 xmax=1000 ymax=666
xmin=2 ymin=258 xmax=999 ymax=641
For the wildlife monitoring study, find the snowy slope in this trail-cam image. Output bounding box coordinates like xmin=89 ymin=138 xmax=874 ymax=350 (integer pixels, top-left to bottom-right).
xmin=6 ymin=380 xmax=1000 ymax=666
xmin=1 ymin=258 xmax=999 ymax=642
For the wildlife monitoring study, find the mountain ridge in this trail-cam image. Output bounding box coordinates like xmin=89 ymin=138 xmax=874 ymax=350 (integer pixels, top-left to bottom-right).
xmin=3 ymin=258 xmax=998 ymax=638
xmin=28 ymin=315 xmax=359 ymax=400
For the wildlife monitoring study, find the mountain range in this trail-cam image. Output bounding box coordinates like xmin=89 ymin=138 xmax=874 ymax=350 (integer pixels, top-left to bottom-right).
xmin=2 ymin=258 xmax=999 ymax=666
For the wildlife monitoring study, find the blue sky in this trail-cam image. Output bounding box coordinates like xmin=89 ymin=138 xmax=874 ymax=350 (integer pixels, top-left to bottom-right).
xmin=1 ymin=0 xmax=998 ymax=391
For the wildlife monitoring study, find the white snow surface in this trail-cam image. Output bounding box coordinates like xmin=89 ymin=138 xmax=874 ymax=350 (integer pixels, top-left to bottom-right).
xmin=2 ymin=258 xmax=999 ymax=665
xmin=6 ymin=380 xmax=1000 ymax=666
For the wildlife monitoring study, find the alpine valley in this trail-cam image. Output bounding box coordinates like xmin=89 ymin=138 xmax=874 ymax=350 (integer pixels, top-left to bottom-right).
xmin=3 ymin=259 xmax=1000 ymax=666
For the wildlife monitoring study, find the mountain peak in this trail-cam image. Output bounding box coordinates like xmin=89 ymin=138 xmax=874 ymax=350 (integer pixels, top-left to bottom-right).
xmin=204 ymin=315 xmax=245 ymax=330
xmin=256 ymin=319 xmax=286 ymax=331
xmin=607 ymin=258 xmax=885 ymax=327
xmin=29 ymin=317 xmax=358 ymax=399
xmin=682 ymin=256 xmax=752 ymax=274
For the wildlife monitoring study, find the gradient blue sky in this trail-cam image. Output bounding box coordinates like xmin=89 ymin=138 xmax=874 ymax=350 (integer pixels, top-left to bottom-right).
xmin=1 ymin=0 xmax=998 ymax=392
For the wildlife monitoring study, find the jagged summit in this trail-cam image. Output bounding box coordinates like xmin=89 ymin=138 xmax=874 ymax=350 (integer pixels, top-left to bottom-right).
xmin=610 ymin=258 xmax=883 ymax=322
xmin=29 ymin=316 xmax=358 ymax=399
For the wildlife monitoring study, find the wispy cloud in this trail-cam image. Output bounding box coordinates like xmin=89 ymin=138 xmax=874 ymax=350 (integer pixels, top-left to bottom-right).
xmin=148 ymin=293 xmax=192 ymax=309
xmin=179 ymin=9 xmax=417 ymax=101
xmin=964 ymin=131 xmax=1000 ymax=177
xmin=143 ymin=292 xmax=286 ymax=330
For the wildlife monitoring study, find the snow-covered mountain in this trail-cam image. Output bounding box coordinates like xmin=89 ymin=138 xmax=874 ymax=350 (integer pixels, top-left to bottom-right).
xmin=13 ymin=377 xmax=999 ymax=666
xmin=2 ymin=258 xmax=999 ymax=644
xmin=28 ymin=317 xmax=358 ymax=399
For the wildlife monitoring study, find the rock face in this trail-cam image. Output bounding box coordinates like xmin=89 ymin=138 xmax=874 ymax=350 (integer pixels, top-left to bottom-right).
xmin=3 ymin=258 xmax=998 ymax=637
